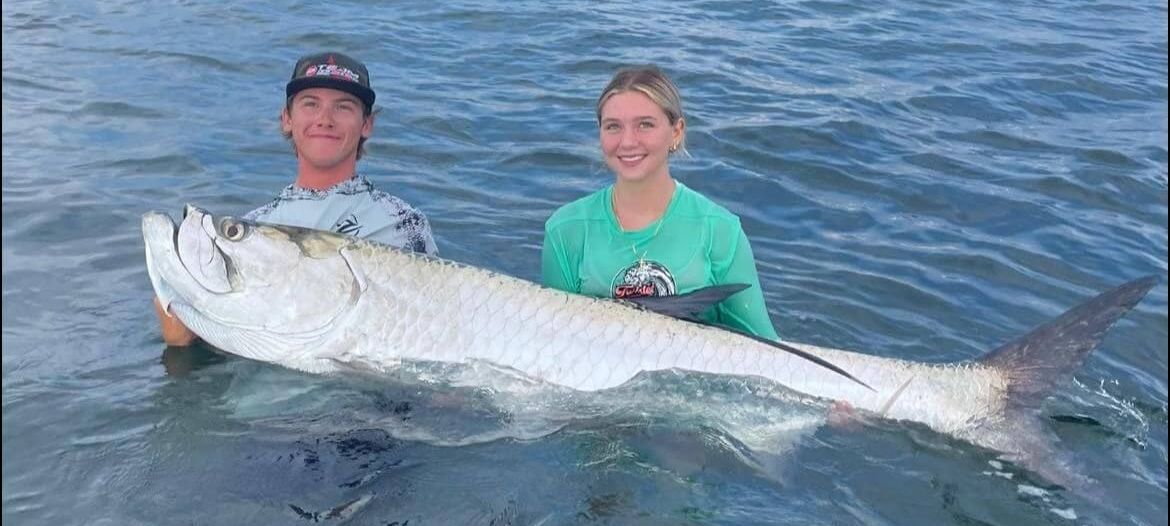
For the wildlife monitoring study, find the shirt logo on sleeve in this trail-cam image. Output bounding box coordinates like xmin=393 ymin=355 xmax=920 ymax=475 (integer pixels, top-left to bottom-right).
xmin=333 ymin=214 xmax=361 ymax=236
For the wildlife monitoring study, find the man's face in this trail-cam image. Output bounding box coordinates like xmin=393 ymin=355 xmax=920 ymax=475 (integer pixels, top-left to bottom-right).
xmin=282 ymin=88 xmax=372 ymax=171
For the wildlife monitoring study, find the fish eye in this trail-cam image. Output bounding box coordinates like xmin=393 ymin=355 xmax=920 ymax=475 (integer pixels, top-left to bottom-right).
xmin=219 ymin=218 xmax=248 ymax=241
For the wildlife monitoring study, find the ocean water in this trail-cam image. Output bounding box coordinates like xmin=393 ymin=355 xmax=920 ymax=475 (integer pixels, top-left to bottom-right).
xmin=3 ymin=1 xmax=1166 ymax=524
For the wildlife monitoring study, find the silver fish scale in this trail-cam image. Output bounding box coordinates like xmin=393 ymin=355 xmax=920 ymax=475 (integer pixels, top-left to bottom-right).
xmin=145 ymin=210 xmax=1154 ymax=492
xmin=338 ymin=243 xmax=1006 ymax=434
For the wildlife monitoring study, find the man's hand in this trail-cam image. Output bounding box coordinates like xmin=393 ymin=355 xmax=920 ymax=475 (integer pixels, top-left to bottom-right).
xmin=154 ymin=297 xmax=198 ymax=347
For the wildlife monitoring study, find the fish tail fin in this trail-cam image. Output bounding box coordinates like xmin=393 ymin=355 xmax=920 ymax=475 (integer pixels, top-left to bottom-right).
xmin=996 ymin=409 xmax=1104 ymax=498
xmin=977 ymin=276 xmax=1156 ymax=408
xmin=972 ymin=276 xmax=1155 ymax=494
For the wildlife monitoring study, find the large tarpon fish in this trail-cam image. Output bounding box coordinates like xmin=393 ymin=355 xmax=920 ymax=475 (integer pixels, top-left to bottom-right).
xmin=144 ymin=206 xmax=1156 ymax=490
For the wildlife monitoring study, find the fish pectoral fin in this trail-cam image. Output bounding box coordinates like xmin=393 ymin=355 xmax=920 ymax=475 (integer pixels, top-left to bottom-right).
xmin=624 ymin=283 xmax=751 ymax=321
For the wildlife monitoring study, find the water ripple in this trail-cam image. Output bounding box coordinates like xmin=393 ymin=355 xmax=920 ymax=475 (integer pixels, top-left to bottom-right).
xmin=2 ymin=0 xmax=1166 ymax=524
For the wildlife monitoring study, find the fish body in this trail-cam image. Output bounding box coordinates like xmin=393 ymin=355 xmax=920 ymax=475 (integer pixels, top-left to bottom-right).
xmin=144 ymin=206 xmax=1155 ymax=489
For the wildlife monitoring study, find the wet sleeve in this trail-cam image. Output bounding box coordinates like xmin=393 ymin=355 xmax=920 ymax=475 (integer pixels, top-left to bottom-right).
xmin=415 ymin=213 xmax=439 ymax=256
xmin=364 ymin=208 xmax=439 ymax=256
xmin=711 ymin=224 xmax=780 ymax=340
xmin=541 ymin=223 xmax=579 ymax=293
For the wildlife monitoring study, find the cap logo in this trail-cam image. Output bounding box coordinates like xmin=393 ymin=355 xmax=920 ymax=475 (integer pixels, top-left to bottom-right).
xmin=302 ymin=63 xmax=361 ymax=84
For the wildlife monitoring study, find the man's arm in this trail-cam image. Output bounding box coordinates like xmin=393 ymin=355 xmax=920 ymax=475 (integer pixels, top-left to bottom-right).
xmin=154 ymin=297 xmax=199 ymax=347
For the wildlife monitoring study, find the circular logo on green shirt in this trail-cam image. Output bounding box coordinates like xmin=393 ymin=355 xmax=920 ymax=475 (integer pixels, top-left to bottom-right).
xmin=612 ymin=260 xmax=677 ymax=299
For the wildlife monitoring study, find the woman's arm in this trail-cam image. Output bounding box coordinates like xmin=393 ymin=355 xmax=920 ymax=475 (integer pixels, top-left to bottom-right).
xmin=541 ymin=226 xmax=579 ymax=293
xmin=712 ymin=227 xmax=780 ymax=340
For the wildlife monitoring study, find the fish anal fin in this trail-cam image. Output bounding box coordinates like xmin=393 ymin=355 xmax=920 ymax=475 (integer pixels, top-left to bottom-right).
xmin=879 ymin=376 xmax=914 ymax=417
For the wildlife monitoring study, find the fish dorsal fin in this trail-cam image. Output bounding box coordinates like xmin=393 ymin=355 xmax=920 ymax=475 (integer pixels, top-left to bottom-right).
xmin=624 ymin=284 xmax=751 ymax=322
xmin=711 ymin=321 xmax=875 ymax=391
xmin=626 ymin=284 xmax=874 ymax=391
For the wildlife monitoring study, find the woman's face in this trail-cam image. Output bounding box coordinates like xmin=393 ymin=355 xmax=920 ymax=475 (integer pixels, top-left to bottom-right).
xmin=599 ymin=91 xmax=683 ymax=184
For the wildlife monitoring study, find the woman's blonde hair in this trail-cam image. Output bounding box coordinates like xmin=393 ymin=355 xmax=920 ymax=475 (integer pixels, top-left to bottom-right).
xmin=596 ymin=65 xmax=687 ymax=155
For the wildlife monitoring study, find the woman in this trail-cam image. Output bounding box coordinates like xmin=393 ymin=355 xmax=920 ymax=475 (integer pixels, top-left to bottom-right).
xmin=541 ymin=65 xmax=779 ymax=340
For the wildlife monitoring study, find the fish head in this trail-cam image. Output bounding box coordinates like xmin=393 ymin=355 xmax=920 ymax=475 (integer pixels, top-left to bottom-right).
xmin=143 ymin=205 xmax=362 ymax=371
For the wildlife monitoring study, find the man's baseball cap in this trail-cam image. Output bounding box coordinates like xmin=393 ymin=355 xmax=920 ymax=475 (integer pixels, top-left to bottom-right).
xmin=286 ymin=52 xmax=376 ymax=108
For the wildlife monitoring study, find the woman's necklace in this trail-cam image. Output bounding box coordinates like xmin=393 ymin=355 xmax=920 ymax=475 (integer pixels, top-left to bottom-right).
xmin=613 ymin=195 xmax=667 ymax=267
xmin=630 ymin=218 xmax=665 ymax=267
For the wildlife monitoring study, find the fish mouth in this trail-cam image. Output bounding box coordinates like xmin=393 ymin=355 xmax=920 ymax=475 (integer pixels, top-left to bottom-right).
xmin=143 ymin=210 xmax=183 ymax=315
xmin=143 ymin=205 xmax=235 ymax=315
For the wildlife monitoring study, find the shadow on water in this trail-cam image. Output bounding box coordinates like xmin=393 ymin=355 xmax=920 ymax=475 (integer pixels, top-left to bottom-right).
xmin=159 ymin=342 xmax=228 ymax=379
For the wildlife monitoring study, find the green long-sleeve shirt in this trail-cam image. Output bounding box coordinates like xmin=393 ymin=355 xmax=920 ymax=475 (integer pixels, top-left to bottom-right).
xmin=541 ymin=181 xmax=779 ymax=340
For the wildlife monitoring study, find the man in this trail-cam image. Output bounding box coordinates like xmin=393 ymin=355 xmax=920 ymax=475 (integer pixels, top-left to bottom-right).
xmin=155 ymin=51 xmax=438 ymax=346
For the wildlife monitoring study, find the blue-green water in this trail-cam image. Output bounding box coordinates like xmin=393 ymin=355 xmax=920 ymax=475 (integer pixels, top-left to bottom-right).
xmin=3 ymin=1 xmax=1166 ymax=524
